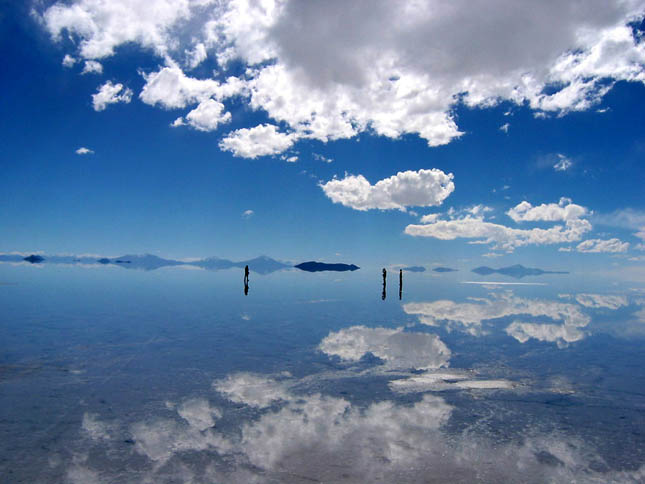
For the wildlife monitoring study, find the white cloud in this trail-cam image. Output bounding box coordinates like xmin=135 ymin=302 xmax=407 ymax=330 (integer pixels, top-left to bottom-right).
xmin=92 ymin=81 xmax=132 ymax=111
xmin=507 ymin=197 xmax=589 ymax=222
xmin=321 ymin=169 xmax=454 ymax=212
xmin=70 ymin=370 xmax=645 ymax=483
xmin=405 ymin=214 xmax=592 ymax=252
xmin=81 ymin=413 xmax=110 ymax=440
xmin=404 ymin=291 xmax=590 ymax=342
xmin=131 ymin=417 xmax=229 ymax=464
xmin=62 ymin=54 xmax=76 ymax=67
xmin=506 ymin=320 xmax=587 ymax=348
xmin=81 ymin=60 xmax=103 ymax=74
xmin=177 ymin=398 xmax=221 ymax=431
xmin=219 ymin=124 xmax=297 ymax=159
xmin=185 ymin=42 xmax=207 ymax=69
xmin=483 ymin=252 xmax=503 ymax=258
xmin=139 ymin=66 xmax=244 ymax=109
xmin=242 ymin=209 xmax=253 ymax=218
xmin=319 ymin=325 xmax=451 ymax=370
xmin=419 ymin=213 xmax=440 ymax=224
xmin=313 ymin=153 xmax=333 ymax=163
xmin=407 ymin=197 xmax=592 ymax=252
xmin=499 ymin=122 xmax=510 ymax=133
xmin=575 ymin=293 xmax=628 ymax=309
xmin=75 ymin=147 xmax=94 ymax=155
xmin=182 ymin=99 xmax=231 ymax=131
xmin=553 ymin=154 xmax=573 ymax=171
xmin=577 ymin=238 xmax=630 ymax=253
xmin=40 ymin=0 xmax=645 ymax=155
xmin=41 ymin=0 xmax=212 ymax=60
xmin=467 ymin=204 xmax=493 ymax=216
xmin=213 ymin=373 xmax=291 ymax=408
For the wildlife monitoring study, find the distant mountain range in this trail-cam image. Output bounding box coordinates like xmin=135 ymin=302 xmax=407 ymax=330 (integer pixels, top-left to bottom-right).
xmin=432 ymin=266 xmax=457 ymax=273
xmin=1 ymin=255 xmax=566 ymax=279
xmin=401 ymin=266 xmax=426 ymax=272
xmin=1 ymin=253 xmax=291 ymax=275
xmin=471 ymin=264 xmax=568 ymax=279
xmin=295 ymin=261 xmax=360 ymax=272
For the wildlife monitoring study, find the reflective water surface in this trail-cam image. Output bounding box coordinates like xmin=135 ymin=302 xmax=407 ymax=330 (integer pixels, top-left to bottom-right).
xmin=1 ymin=264 xmax=645 ymax=483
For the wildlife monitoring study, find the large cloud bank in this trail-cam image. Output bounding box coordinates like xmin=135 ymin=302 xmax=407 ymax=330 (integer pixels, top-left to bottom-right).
xmin=39 ymin=0 xmax=645 ymax=157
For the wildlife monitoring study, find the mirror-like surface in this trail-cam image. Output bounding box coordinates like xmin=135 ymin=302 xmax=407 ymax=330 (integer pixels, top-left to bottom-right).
xmin=1 ymin=264 xmax=645 ymax=483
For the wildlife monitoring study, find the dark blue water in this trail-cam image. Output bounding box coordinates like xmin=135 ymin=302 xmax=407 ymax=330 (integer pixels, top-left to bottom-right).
xmin=1 ymin=263 xmax=644 ymax=483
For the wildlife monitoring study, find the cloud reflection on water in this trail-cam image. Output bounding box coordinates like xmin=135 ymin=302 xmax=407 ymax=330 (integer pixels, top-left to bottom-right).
xmin=66 ymin=371 xmax=645 ymax=483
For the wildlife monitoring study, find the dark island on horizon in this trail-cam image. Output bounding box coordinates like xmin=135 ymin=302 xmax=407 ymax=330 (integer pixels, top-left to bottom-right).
xmin=433 ymin=266 xmax=457 ymax=273
xmin=295 ymin=261 xmax=360 ymax=272
xmin=472 ymin=264 xmax=569 ymax=279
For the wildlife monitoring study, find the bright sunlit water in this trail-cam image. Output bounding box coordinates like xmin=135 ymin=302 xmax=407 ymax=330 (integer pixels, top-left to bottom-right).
xmin=1 ymin=263 xmax=645 ymax=483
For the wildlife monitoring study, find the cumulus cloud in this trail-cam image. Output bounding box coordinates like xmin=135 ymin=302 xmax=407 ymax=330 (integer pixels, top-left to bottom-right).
xmin=40 ymin=0 xmax=208 ymax=59
xmin=139 ymin=66 xmax=245 ymax=109
xmin=75 ymin=147 xmax=94 ymax=155
xmin=62 ymin=54 xmax=76 ymax=67
xmin=219 ymin=124 xmax=297 ymax=159
xmin=39 ymin=0 xmax=645 ymax=156
xmin=406 ymin=197 xmax=593 ymax=251
xmin=507 ymin=198 xmax=589 ymax=222
xmin=181 ymin=99 xmax=231 ymax=131
xmin=242 ymin=209 xmax=254 ymax=218
xmin=92 ymin=81 xmax=133 ymax=111
xmin=499 ymin=122 xmax=510 ymax=133
xmin=419 ymin=213 xmax=441 ymax=224
xmin=319 ymin=325 xmax=451 ymax=370
xmin=405 ymin=215 xmax=591 ymax=252
xmin=577 ymin=238 xmax=630 ymax=253
xmin=321 ymin=169 xmax=454 ymax=212
xmin=81 ymin=60 xmax=103 ymax=74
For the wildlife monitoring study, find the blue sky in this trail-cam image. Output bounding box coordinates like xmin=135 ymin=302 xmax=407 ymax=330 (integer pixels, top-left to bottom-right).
xmin=2 ymin=0 xmax=645 ymax=272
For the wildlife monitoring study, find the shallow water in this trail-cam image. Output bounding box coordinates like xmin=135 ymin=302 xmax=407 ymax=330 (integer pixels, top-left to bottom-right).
xmin=1 ymin=263 xmax=644 ymax=483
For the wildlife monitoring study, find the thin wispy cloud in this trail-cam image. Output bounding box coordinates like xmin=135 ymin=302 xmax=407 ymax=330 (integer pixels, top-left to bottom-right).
xmin=553 ymin=154 xmax=573 ymax=171
xmin=75 ymin=147 xmax=94 ymax=155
